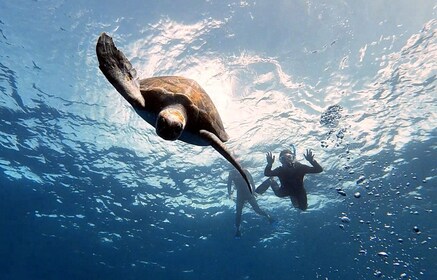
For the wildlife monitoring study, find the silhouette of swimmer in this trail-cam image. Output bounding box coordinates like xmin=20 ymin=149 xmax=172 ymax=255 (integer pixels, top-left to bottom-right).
xmin=256 ymin=145 xmax=323 ymax=211
xmin=227 ymin=168 xmax=274 ymax=237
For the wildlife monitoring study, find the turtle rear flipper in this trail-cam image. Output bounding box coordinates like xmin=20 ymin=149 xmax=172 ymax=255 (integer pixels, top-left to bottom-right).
xmin=96 ymin=33 xmax=144 ymax=107
xmin=199 ymin=129 xmax=253 ymax=193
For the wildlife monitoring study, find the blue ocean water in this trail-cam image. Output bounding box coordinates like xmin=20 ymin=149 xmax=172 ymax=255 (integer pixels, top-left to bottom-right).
xmin=1 ymin=0 xmax=436 ymax=279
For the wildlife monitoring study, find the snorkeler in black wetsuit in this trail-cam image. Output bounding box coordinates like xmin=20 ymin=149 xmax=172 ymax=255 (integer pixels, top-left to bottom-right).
xmin=256 ymin=145 xmax=323 ymax=211
xmin=227 ymin=168 xmax=274 ymax=237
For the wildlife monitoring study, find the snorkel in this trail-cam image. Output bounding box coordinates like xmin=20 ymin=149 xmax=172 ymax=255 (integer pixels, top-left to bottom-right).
xmin=290 ymin=144 xmax=296 ymax=156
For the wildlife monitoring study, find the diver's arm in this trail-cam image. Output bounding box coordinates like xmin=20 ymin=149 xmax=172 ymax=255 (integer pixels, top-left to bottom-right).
xmin=264 ymin=162 xmax=274 ymax=176
xmin=264 ymin=152 xmax=278 ymax=176
xmin=264 ymin=162 xmax=281 ymax=176
xmin=304 ymin=149 xmax=323 ymax=173
xmin=307 ymin=159 xmax=323 ymax=173
xmin=303 ymin=158 xmax=323 ymax=174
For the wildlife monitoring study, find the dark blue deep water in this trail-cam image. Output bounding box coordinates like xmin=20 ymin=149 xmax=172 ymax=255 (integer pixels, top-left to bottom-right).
xmin=1 ymin=1 xmax=436 ymax=279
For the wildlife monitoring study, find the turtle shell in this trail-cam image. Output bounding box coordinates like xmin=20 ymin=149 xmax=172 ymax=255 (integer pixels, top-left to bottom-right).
xmin=139 ymin=76 xmax=229 ymax=142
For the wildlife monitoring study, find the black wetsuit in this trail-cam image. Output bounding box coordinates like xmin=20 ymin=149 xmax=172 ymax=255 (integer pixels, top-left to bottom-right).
xmin=260 ymin=160 xmax=323 ymax=210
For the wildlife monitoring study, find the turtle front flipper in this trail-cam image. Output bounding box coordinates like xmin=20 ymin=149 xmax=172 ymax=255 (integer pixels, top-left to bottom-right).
xmin=96 ymin=33 xmax=145 ymax=107
xmin=199 ymin=129 xmax=253 ymax=193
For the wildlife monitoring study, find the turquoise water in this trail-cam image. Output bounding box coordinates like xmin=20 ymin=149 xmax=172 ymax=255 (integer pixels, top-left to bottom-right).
xmin=1 ymin=1 xmax=436 ymax=279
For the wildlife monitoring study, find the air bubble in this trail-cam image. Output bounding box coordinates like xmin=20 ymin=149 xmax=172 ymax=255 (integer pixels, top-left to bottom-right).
xmin=337 ymin=189 xmax=346 ymax=196
xmin=377 ymin=252 xmax=388 ymax=257
xmin=340 ymin=216 xmax=351 ymax=223
xmin=356 ymin=176 xmax=366 ymax=184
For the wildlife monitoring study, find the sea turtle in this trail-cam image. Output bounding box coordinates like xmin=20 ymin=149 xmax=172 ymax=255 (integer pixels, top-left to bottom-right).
xmin=96 ymin=32 xmax=252 ymax=192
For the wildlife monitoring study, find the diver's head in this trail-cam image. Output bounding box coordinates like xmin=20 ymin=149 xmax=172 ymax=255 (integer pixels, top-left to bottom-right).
xmin=279 ymin=146 xmax=296 ymax=166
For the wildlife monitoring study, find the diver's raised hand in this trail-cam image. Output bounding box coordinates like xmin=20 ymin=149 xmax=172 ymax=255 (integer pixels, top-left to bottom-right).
xmin=266 ymin=152 xmax=275 ymax=165
xmin=304 ymin=149 xmax=315 ymax=162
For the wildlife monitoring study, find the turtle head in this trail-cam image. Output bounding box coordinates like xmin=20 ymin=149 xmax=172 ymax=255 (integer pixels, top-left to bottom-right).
xmin=156 ymin=105 xmax=187 ymax=141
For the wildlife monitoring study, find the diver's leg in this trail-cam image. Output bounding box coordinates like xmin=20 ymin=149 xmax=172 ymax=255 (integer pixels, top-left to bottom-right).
xmin=248 ymin=197 xmax=273 ymax=223
xmin=296 ymin=189 xmax=308 ymax=211
xmin=270 ymin=180 xmax=290 ymax=198
xmin=290 ymin=196 xmax=300 ymax=208
xmin=290 ymin=190 xmax=308 ymax=211
xmin=235 ymin=198 xmax=244 ymax=237
xmin=270 ymin=179 xmax=280 ymax=193
xmin=255 ymin=178 xmax=273 ymax=194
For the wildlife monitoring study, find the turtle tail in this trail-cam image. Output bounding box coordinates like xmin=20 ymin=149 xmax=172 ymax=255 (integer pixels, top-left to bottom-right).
xmin=199 ymin=129 xmax=253 ymax=193
xmin=96 ymin=33 xmax=144 ymax=107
